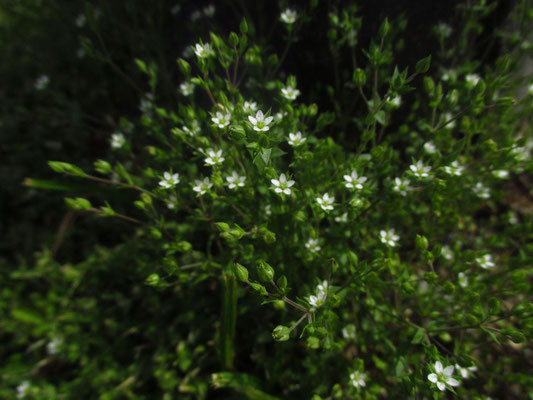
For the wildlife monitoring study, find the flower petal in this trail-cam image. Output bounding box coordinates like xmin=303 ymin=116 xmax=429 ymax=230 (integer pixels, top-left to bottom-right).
xmin=428 ymin=373 xmax=438 ymax=383
xmin=443 ymin=365 xmax=454 ymax=376
xmin=447 ymin=377 xmax=460 ymax=387
xmin=437 ymin=381 xmax=445 ymax=391
xmin=435 ymin=361 xmax=443 ymax=373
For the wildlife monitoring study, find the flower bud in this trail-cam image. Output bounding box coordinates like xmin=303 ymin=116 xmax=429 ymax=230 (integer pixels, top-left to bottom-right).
xmin=234 ymin=263 xmax=249 ymax=282
xmin=229 ymin=32 xmax=239 ymax=47
xmin=415 ymin=234 xmax=429 ymax=251
xmin=353 ymin=68 xmax=367 ymax=86
xmin=240 ymin=18 xmax=248 ymax=34
xmin=215 ymin=222 xmax=230 ymax=232
xmin=257 ymin=261 xmax=275 ymax=282
xmin=272 ymin=325 xmax=290 ymax=341
xmin=177 ymin=58 xmax=191 ymax=75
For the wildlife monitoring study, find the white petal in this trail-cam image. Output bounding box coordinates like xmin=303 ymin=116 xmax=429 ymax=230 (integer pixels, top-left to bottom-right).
xmin=344 ymin=175 xmax=352 ymax=182
xmin=275 ymin=188 xmax=283 ymax=193
xmin=248 ymin=116 xmax=257 ymax=124
xmin=428 ymin=373 xmax=438 ymax=383
xmin=264 ymin=116 xmax=273 ymax=124
xmin=435 ymin=361 xmax=443 ymax=373
xmin=443 ymin=365 xmax=454 ymax=376
xmin=447 ymin=377 xmax=460 ymax=387
xmin=287 ymin=180 xmax=295 ymax=187
xmin=279 ymin=173 xmax=287 ymax=183
xmin=437 ymin=381 xmax=445 ymax=391
xmin=256 ymin=110 xmax=264 ymax=120
xmin=271 ymin=179 xmax=280 ymax=186
xmin=283 ymin=188 xmax=291 ymax=195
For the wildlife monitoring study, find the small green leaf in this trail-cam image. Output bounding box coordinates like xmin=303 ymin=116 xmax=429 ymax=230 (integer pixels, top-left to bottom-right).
xmin=415 ymin=55 xmax=431 ymax=73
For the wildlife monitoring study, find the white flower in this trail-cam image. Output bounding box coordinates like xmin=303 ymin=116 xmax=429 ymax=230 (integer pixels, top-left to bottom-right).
xmin=344 ymin=171 xmax=367 ymax=190
xmin=428 ymin=361 xmax=460 ymax=391
xmin=159 ymin=171 xmax=180 ymax=189
xmin=477 ymin=254 xmax=495 ymax=269
xmin=203 ymin=4 xmax=215 ymax=17
xmin=455 ymin=364 xmax=477 ymax=379
xmin=281 ymin=86 xmax=300 ymax=101
xmin=16 ymin=381 xmax=30 ymax=399
xmin=265 ymin=204 xmax=272 ymax=216
xmin=441 ymin=245 xmax=454 ymax=260
xmin=442 ymin=112 xmax=456 ymax=128
xmin=316 ymin=193 xmax=335 ymax=211
xmin=182 ymin=120 xmax=200 ymax=136
xmin=511 ymin=145 xmax=528 ymax=162
xmin=248 ymin=110 xmax=273 ymax=132
xmin=193 ymin=42 xmax=213 ymax=58
xmin=424 ymin=141 xmax=437 ymax=154
xmin=308 ymin=280 xmax=328 ymax=308
xmin=492 ymin=170 xmax=509 ymax=179
xmin=393 ymin=177 xmax=412 ymax=196
xmin=271 ymin=173 xmax=295 ymax=195
xmin=243 ymin=101 xmax=257 ymax=113
xmin=192 ymin=177 xmax=212 ymax=195
xmin=350 ymin=370 xmax=367 ymax=388
xmin=508 ymin=212 xmax=518 ymax=224
xmin=75 ymin=14 xmax=87 ymax=27
xmin=342 ymin=324 xmax=356 ymax=339
xmin=529 ymin=83 xmax=533 ymax=95
xmin=441 ymin=69 xmax=456 ymax=81
xmin=34 ymin=75 xmax=50 ymax=90
xmin=436 ymin=22 xmax=452 ymax=38
xmin=410 ymin=160 xmax=432 ymax=178
xmin=280 ymin=9 xmax=297 ymax=24
xmin=226 ymin=171 xmax=246 ymax=189
xmin=380 ymin=229 xmax=399 ymax=247
xmin=458 ymin=272 xmax=468 ymax=287
xmin=443 ymin=160 xmax=464 ymax=176
xmin=204 ymin=149 xmax=225 ymax=166
xmin=387 ymin=95 xmax=402 ymax=107
xmin=211 ymin=111 xmax=231 ymax=128
xmin=335 ymin=212 xmax=348 ymax=223
xmin=288 ymin=131 xmax=307 ymax=146
xmin=167 ymin=195 xmax=178 ymax=209
xmin=47 ymin=338 xmax=62 ymax=355
xmin=305 ymin=238 xmax=321 ymax=253
xmin=275 ymin=112 xmax=284 ymax=121
xmin=139 ymin=93 xmax=154 ymax=114
xmin=110 ymin=132 xmax=126 ymax=149
xmin=465 ymin=73 xmax=480 ymax=87
xmin=179 ymin=81 xmax=194 ymax=96
xmin=472 ymin=182 xmax=490 ymax=199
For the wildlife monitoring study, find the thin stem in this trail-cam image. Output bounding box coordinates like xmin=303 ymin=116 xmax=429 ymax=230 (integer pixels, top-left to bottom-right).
xmin=88 ymin=207 xmax=140 ymax=224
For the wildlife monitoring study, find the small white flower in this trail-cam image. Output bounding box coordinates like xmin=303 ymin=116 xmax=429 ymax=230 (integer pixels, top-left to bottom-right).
xmin=308 ymin=281 xmax=328 ymax=308
xmin=179 ymin=81 xmax=194 ymax=96
xmin=476 ymin=254 xmax=495 ymax=269
xmin=316 ymin=193 xmax=335 ymax=211
xmin=271 ymin=173 xmax=295 ymax=195
xmin=16 ymin=381 xmax=31 ymax=399
xmin=182 ymin=120 xmax=200 ymax=136
xmin=344 ymin=171 xmax=367 ymax=190
xmin=342 ymin=324 xmax=356 ymax=339
xmin=226 ymin=171 xmax=246 ymax=189
xmin=529 ymin=83 xmax=533 ymax=95
xmin=511 ymin=145 xmax=528 ymax=162
xmin=203 ymin=4 xmax=215 ymax=17
xmin=159 ymin=171 xmax=180 ymax=189
xmin=265 ymin=204 xmax=272 ymax=216
xmin=167 ymin=195 xmax=178 ymax=209
xmin=75 ymin=14 xmax=87 ymax=27
xmin=442 ymin=112 xmax=456 ymax=128
xmin=275 ymin=112 xmax=284 ymax=121
xmin=465 ymin=73 xmax=480 ymax=87
xmin=436 ymin=22 xmax=452 ymax=38
xmin=281 ymin=86 xmax=300 ymax=101
xmin=139 ymin=93 xmax=154 ymax=114
xmin=280 ymin=9 xmax=297 ymax=24
xmin=455 ymin=364 xmax=477 ymax=379
xmin=288 ymin=132 xmax=307 ymax=146
xmin=472 ymin=182 xmax=490 ymax=199
xmin=211 ymin=111 xmax=231 ymax=128
xmin=508 ymin=212 xmax=518 ymax=224
xmin=458 ymin=272 xmax=469 ymax=287
xmin=443 ymin=160 xmax=464 ymax=176
xmin=387 ymin=95 xmax=402 ymax=107
xmin=393 ymin=177 xmax=412 ymax=196
xmin=441 ymin=245 xmax=454 ymax=260
xmin=47 ymin=337 xmax=62 ymax=355
xmin=192 ymin=177 xmax=212 ymax=195
xmin=424 ymin=141 xmax=437 ymax=154
xmin=248 ymin=110 xmax=274 ymax=132
xmin=335 ymin=212 xmax=348 ymax=223
xmin=350 ymin=370 xmax=367 ymax=388
xmin=110 ymin=132 xmax=126 ymax=149
xmin=243 ymin=101 xmax=257 ymax=113
xmin=204 ymin=149 xmax=225 ymax=166
xmin=492 ymin=170 xmax=509 ymax=179
xmin=35 ymin=75 xmax=50 ymax=90
xmin=427 ymin=361 xmax=460 ymax=391
xmin=305 ymin=238 xmax=321 ymax=253
xmin=380 ymin=229 xmax=399 ymax=247
xmin=410 ymin=160 xmax=432 ymax=178
xmin=441 ymin=69 xmax=456 ymax=82
xmin=193 ymin=42 xmax=213 ymax=58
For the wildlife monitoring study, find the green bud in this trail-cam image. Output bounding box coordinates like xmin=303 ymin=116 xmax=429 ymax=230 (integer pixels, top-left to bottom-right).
xmin=257 ymin=261 xmax=275 ymax=282
xmin=306 ymin=336 xmax=320 ymax=349
xmin=415 ymin=234 xmax=429 ymax=251
xmin=263 ymin=231 xmax=276 ymax=244
xmin=353 ymin=68 xmax=367 ymax=86
xmin=379 ymin=17 xmax=390 ymax=38
xmin=240 ymin=18 xmax=248 ymax=34
xmin=177 ymin=58 xmax=191 ymax=75
xmin=94 ymin=159 xmax=112 ymax=174
xmin=234 ymin=263 xmax=249 ymax=282
xmin=134 ymin=200 xmax=145 ymax=210
xmin=48 ymin=161 xmax=87 ymax=177
xmin=145 ymin=273 xmax=160 ymax=286
xmin=415 ymin=55 xmax=431 ymax=74
xmin=277 ymin=275 xmax=287 ymax=291
xmin=423 ymin=76 xmax=435 ymax=94
xmin=307 ymin=103 xmax=318 ymax=117
xmin=150 ymin=227 xmax=162 ymax=240
xmin=447 ymin=89 xmax=459 ymax=106
xmin=215 ymin=222 xmax=230 ymax=232
xmin=249 ymin=282 xmax=268 ymax=296
xmin=140 ymin=193 xmax=152 ymax=206
xmin=228 ymin=124 xmax=246 ymax=140
xmin=209 ymin=32 xmax=223 ymax=48
xmin=229 ymin=32 xmax=239 ymax=47
xmin=272 ymin=325 xmax=290 ymax=341
xmin=176 ymin=241 xmax=192 ymax=252
xmin=64 ymin=197 xmax=92 ymax=211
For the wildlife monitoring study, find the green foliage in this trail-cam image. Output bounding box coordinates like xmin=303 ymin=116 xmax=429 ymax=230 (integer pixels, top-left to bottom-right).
xmin=3 ymin=0 xmax=533 ymax=399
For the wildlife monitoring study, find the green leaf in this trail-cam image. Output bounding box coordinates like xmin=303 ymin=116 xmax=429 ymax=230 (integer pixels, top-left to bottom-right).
xmin=48 ymin=161 xmax=88 ymax=177
xmin=211 ymin=372 xmax=280 ymax=400
xmin=316 ymin=112 xmax=335 ymax=131
xmin=415 ymin=55 xmax=431 ymax=73
xmin=411 ymin=328 xmax=426 ymax=344
xmin=11 ymin=308 xmax=44 ymax=325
